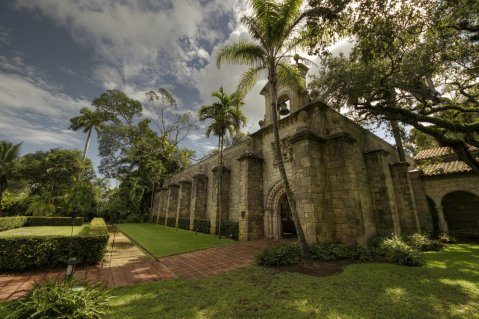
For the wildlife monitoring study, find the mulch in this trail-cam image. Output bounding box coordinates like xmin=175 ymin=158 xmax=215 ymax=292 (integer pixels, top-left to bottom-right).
xmin=268 ymin=259 xmax=354 ymax=276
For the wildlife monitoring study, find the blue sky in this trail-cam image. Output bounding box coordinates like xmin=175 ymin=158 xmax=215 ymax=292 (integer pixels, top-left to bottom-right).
xmin=0 ymin=0 xmax=361 ymax=173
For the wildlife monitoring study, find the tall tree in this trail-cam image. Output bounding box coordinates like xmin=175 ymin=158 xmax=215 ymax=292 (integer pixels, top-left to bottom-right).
xmin=216 ymin=0 xmax=340 ymax=259
xmin=309 ymin=0 xmax=479 ymax=171
xmin=0 ymin=141 xmax=22 ymax=215
xmin=69 ymin=107 xmax=110 ymax=172
xmin=199 ymin=87 xmax=246 ymax=238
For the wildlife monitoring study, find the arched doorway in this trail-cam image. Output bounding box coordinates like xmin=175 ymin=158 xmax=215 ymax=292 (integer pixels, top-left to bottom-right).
xmin=279 ymin=194 xmax=296 ymax=237
xmin=442 ymin=191 xmax=479 ymax=237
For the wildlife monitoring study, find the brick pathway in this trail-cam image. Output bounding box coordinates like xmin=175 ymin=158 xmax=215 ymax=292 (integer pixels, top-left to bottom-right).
xmin=0 ymin=233 xmax=277 ymax=301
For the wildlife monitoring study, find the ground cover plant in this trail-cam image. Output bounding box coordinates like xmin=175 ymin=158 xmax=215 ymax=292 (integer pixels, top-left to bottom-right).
xmin=117 ymin=223 xmax=235 ymax=258
xmin=1 ymin=243 xmax=474 ymax=319
xmin=4 ymin=280 xmax=110 ymax=319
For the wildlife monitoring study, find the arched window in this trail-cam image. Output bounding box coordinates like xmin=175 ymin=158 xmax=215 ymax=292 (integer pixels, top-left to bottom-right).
xmin=442 ymin=191 xmax=479 ymax=237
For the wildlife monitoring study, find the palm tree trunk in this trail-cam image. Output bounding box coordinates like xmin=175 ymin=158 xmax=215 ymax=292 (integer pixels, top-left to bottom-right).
xmin=78 ymin=128 xmax=92 ymax=181
xmin=217 ymin=135 xmax=224 ymax=238
xmin=268 ymin=67 xmax=311 ymax=262
xmin=391 ymin=120 xmax=406 ymax=162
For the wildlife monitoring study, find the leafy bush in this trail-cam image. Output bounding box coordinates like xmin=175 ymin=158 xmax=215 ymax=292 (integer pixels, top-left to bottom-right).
xmin=0 ymin=218 xmax=109 ymax=271
xmin=0 ymin=216 xmax=28 ymax=231
xmin=157 ymin=216 xmax=166 ymax=225
xmin=380 ymin=235 xmax=425 ymax=266
xmin=406 ymin=233 xmax=444 ymax=251
xmin=178 ymin=218 xmax=190 ymax=230
xmin=5 ymin=280 xmax=110 ymax=319
xmin=311 ymin=242 xmax=373 ymax=262
xmin=193 ymin=219 xmax=211 ymax=234
xmin=219 ymin=221 xmax=239 ymax=240
xmin=438 ymin=233 xmax=456 ymax=244
xmin=256 ymin=243 xmax=301 ymax=266
xmin=26 ymin=217 xmax=84 ymax=227
xmin=166 ymin=217 xmax=176 ymax=227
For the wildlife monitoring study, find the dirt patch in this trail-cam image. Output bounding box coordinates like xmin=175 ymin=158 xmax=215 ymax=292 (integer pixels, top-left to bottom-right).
xmin=269 ymin=259 xmax=354 ymax=277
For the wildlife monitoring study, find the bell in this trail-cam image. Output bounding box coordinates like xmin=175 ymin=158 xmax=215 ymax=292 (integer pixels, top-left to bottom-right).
xmin=278 ymin=102 xmax=290 ymax=116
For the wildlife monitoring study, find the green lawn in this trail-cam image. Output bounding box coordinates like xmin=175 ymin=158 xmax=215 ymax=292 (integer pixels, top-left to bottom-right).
xmin=0 ymin=244 xmax=478 ymax=318
xmin=0 ymin=226 xmax=86 ymax=237
xmin=117 ymin=223 xmax=235 ymax=258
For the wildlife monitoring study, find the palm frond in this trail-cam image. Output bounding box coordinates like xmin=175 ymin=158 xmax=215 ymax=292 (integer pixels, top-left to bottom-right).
xmin=277 ymin=63 xmax=305 ymax=93
xmin=237 ymin=67 xmax=264 ymax=97
xmin=216 ymin=42 xmax=266 ymax=68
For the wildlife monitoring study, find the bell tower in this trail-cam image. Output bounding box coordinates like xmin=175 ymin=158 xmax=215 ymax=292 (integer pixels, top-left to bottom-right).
xmin=259 ymin=55 xmax=310 ymax=127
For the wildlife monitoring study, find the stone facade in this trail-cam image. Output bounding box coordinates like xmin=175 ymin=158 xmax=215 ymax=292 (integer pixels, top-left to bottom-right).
xmin=150 ymin=74 xmax=455 ymax=244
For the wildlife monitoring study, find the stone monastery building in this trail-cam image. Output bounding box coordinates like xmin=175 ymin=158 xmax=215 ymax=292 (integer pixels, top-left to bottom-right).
xmin=151 ymin=68 xmax=479 ymax=244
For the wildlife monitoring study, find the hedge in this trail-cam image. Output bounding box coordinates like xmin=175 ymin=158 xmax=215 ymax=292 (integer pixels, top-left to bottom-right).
xmin=0 ymin=216 xmax=28 ymax=231
xmin=219 ymin=221 xmax=239 ymax=240
xmin=157 ymin=216 xmax=166 ymax=225
xmin=0 ymin=218 xmax=108 ymax=271
xmin=193 ymin=219 xmax=211 ymax=234
xmin=177 ymin=218 xmax=190 ymax=230
xmin=166 ymin=217 xmax=176 ymax=227
xmin=26 ymin=217 xmax=84 ymax=227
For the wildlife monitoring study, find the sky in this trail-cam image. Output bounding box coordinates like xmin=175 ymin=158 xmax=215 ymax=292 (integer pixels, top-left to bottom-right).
xmin=0 ymin=0 xmax=356 ymax=173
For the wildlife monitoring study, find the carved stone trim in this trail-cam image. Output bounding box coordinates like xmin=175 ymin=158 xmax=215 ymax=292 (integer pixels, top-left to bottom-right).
xmin=290 ymin=129 xmax=326 ymax=144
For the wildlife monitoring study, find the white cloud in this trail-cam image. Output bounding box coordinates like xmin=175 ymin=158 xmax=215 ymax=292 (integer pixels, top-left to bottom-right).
xmin=187 ymin=134 xmax=202 ymax=141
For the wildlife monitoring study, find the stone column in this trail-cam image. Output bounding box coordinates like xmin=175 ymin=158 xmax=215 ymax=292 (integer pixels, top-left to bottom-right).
xmin=364 ymin=150 xmax=400 ymax=236
xmin=324 ymin=131 xmax=365 ymax=244
xmin=190 ymin=173 xmax=208 ymax=230
xmin=166 ymin=184 xmax=179 ymax=226
xmin=409 ymin=170 xmax=434 ymax=231
xmin=158 ymin=187 xmax=168 ymax=223
xmin=435 ymin=205 xmax=449 ymax=232
xmin=237 ymin=152 xmax=264 ymax=241
xmin=176 ymin=181 xmax=192 ymax=228
xmin=290 ymin=128 xmax=333 ymax=244
xmin=210 ymin=166 xmax=230 ymax=235
xmin=390 ymin=162 xmax=421 ymax=234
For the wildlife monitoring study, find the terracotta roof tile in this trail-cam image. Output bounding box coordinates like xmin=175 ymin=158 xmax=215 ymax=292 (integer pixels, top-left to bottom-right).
xmin=418 ymin=158 xmax=479 ymax=176
xmin=414 ymin=145 xmax=479 ymax=160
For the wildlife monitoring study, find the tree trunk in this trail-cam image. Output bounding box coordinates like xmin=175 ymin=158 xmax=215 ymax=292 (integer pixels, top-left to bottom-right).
xmin=79 ymin=128 xmax=92 ymax=180
xmin=217 ymin=135 xmax=224 ymax=238
xmin=391 ymin=120 xmax=406 ymax=162
xmin=268 ymin=67 xmax=312 ymax=262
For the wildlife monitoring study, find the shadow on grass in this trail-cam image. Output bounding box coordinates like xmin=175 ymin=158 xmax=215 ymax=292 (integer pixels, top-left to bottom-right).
xmin=104 ymin=244 xmax=479 ymax=319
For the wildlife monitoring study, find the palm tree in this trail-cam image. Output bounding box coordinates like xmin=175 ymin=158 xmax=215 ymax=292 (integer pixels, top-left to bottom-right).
xmin=0 ymin=141 xmax=22 ymax=215
xmin=216 ymin=0 xmax=316 ymax=260
xmin=199 ymin=88 xmax=247 ymax=238
xmin=69 ymin=107 xmax=109 ymax=176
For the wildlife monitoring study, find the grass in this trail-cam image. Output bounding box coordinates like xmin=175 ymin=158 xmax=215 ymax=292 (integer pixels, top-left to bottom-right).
xmin=117 ymin=223 xmax=235 ymax=258
xmin=0 ymin=226 xmax=86 ymax=237
xmin=1 ymin=244 xmax=477 ymax=318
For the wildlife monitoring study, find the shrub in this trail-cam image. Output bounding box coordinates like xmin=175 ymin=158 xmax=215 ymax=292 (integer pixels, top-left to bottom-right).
xmin=0 ymin=218 xmax=109 ymax=271
xmin=5 ymin=280 xmax=110 ymax=319
xmin=256 ymin=243 xmax=301 ymax=266
xmin=166 ymin=217 xmax=176 ymax=227
xmin=311 ymin=242 xmax=373 ymax=262
xmin=193 ymin=219 xmax=211 ymax=234
xmin=438 ymin=233 xmax=456 ymax=244
xmin=157 ymin=216 xmax=166 ymax=225
xmin=178 ymin=218 xmax=190 ymax=230
xmin=405 ymin=233 xmax=444 ymax=251
xmin=26 ymin=217 xmax=84 ymax=227
xmin=380 ymin=235 xmax=425 ymax=266
xmin=219 ymin=221 xmax=239 ymax=240
xmin=0 ymin=216 xmax=28 ymax=231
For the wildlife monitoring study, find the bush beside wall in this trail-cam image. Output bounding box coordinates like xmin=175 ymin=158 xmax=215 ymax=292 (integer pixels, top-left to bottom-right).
xmin=219 ymin=221 xmax=239 ymax=240
xmin=166 ymin=217 xmax=176 ymax=227
xmin=157 ymin=216 xmax=166 ymax=225
xmin=0 ymin=218 xmax=108 ymax=271
xmin=0 ymin=216 xmax=28 ymax=231
xmin=178 ymin=218 xmax=190 ymax=230
xmin=193 ymin=219 xmax=210 ymax=234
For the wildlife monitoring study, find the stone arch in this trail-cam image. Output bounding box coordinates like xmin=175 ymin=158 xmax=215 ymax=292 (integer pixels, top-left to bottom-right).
xmin=441 ymin=191 xmax=479 ymax=237
xmin=264 ymin=180 xmax=296 ymax=239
